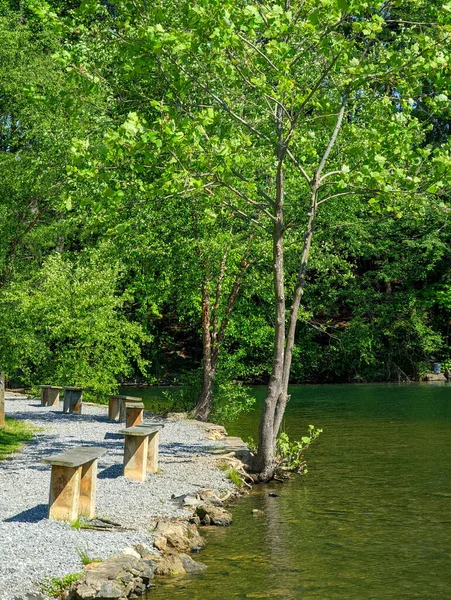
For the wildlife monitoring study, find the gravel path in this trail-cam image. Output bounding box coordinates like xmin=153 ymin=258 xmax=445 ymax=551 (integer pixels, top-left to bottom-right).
xmin=0 ymin=395 xmax=232 ymax=600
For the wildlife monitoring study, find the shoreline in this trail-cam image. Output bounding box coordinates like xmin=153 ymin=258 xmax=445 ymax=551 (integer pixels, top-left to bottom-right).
xmin=0 ymin=395 xmax=248 ymax=600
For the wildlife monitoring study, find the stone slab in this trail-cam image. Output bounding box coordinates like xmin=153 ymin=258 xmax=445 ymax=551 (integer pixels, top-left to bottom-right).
xmin=118 ymin=425 xmax=162 ymax=437
xmin=42 ymin=447 xmax=107 ymax=468
xmin=39 ymin=385 xmax=63 ymax=389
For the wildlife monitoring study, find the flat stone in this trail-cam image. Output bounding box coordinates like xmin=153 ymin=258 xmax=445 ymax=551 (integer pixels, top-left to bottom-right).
xmin=41 ymin=446 xmax=107 ymax=468
xmin=118 ymin=426 xmax=162 ymax=437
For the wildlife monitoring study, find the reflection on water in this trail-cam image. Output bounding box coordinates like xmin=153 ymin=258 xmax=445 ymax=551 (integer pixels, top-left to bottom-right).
xmin=122 ymin=383 xmax=451 ymax=599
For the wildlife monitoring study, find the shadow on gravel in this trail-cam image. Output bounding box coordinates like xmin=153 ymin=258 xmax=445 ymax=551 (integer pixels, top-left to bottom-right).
xmin=160 ymin=441 xmax=216 ymax=456
xmin=98 ymin=464 xmax=123 ymax=479
xmin=104 ymin=432 xmax=123 ymax=440
xmin=4 ymin=504 xmax=48 ymax=523
xmin=0 ymin=435 xmax=123 ymax=473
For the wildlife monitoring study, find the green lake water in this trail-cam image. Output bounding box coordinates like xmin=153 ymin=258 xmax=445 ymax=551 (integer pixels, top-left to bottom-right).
xmin=121 ymin=383 xmax=451 ymax=599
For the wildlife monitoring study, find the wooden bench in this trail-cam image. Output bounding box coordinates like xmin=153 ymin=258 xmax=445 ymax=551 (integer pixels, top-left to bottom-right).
xmin=125 ymin=402 xmax=144 ymax=428
xmin=42 ymin=447 xmax=107 ymax=522
xmin=108 ymin=395 xmax=142 ymax=422
xmin=63 ymin=387 xmax=83 ymax=414
xmin=40 ymin=385 xmax=63 ymax=408
xmin=118 ymin=425 xmax=163 ymax=481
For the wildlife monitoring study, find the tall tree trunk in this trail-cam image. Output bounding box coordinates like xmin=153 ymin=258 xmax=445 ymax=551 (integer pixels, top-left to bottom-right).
xmin=273 ymin=188 xmax=318 ymax=437
xmin=254 ymin=140 xmax=286 ymax=479
xmin=194 ymin=283 xmax=215 ymax=421
xmin=194 ymin=252 xmax=251 ymax=422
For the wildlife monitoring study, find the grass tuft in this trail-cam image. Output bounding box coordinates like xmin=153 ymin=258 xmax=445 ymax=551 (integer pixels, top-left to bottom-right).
xmin=225 ymin=467 xmax=243 ymax=487
xmin=76 ymin=547 xmax=102 ymax=566
xmin=40 ymin=573 xmax=83 ymax=597
xmin=0 ymin=417 xmax=35 ymax=460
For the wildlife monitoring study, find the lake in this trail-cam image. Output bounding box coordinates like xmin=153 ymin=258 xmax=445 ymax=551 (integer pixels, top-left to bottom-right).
xmin=121 ymin=383 xmax=451 ymax=599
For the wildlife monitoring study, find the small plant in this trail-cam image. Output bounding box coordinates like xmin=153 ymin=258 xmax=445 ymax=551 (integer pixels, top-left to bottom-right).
xmin=225 ymin=467 xmax=244 ymax=487
xmin=41 ymin=573 xmax=83 ymax=597
xmin=276 ymin=425 xmax=322 ymax=474
xmin=245 ymin=436 xmax=257 ymax=452
xmin=70 ymin=517 xmax=93 ymax=530
xmin=76 ymin=547 xmax=102 ymax=566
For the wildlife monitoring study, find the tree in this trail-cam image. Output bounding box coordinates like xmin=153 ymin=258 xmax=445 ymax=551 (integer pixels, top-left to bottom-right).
xmin=113 ymin=0 xmax=451 ymax=478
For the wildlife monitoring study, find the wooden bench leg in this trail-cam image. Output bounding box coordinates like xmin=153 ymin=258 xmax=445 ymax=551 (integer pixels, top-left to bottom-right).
xmin=120 ymin=400 xmax=126 ymax=422
xmin=79 ymin=459 xmax=98 ymax=519
xmin=108 ymin=397 xmax=121 ymax=421
xmin=126 ymin=407 xmax=144 ymax=428
xmin=48 ymin=389 xmax=60 ymax=408
xmin=147 ymin=431 xmax=159 ymax=473
xmin=41 ymin=389 xmax=48 ymax=407
xmin=63 ymin=392 xmax=71 ymax=413
xmin=49 ymin=465 xmax=81 ymax=522
xmin=123 ymin=435 xmax=148 ymax=481
xmin=72 ymin=392 xmax=82 ymax=414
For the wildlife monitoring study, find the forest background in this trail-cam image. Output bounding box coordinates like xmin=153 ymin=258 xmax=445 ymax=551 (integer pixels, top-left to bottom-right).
xmin=1 ymin=0 xmax=451 ymax=427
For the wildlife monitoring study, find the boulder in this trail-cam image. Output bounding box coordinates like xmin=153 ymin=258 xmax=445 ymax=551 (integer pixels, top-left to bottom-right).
xmin=195 ymin=504 xmax=232 ymax=527
xmin=152 ymin=553 xmax=186 ymax=577
xmin=69 ymin=554 xmax=155 ymax=600
xmin=152 ymin=551 xmax=207 ymax=577
xmin=122 ymin=547 xmax=141 ymax=560
xmin=154 ymin=521 xmax=205 ymax=552
xmin=198 ymin=490 xmax=223 ymax=506
xmin=179 ymin=554 xmax=207 ymax=574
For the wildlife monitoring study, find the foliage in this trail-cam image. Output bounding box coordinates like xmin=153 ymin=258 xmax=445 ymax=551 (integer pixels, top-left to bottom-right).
xmin=224 ymin=467 xmax=245 ymax=487
xmin=76 ymin=547 xmax=102 ymax=566
xmin=0 ymin=417 xmax=35 ymax=460
xmin=159 ymin=366 xmax=255 ymax=422
xmin=0 ymin=250 xmax=149 ymax=401
xmin=276 ymin=425 xmax=323 ymax=474
xmin=40 ymin=573 xmax=83 ymax=598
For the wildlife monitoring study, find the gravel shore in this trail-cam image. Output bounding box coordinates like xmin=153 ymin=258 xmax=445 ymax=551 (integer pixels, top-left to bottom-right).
xmin=0 ymin=395 xmax=232 ymax=600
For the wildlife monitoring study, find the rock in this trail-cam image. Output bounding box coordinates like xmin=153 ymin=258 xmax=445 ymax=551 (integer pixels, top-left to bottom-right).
xmin=122 ymin=547 xmax=141 ymax=559
xmin=198 ymin=490 xmax=223 ymax=506
xmin=171 ymin=493 xmax=201 ymax=508
xmin=155 ymin=521 xmax=206 ymax=552
xmin=195 ymin=504 xmax=232 ymax=527
xmin=69 ymin=554 xmax=155 ymax=600
xmin=252 ymin=509 xmax=264 ymax=516
xmin=183 ymin=495 xmax=201 ymax=508
xmin=194 ymin=421 xmax=228 ymax=440
xmin=152 ymin=551 xmax=207 ymax=577
xmin=97 ymin=582 xmax=123 ymax=598
xmin=178 ymin=554 xmax=207 ymax=574
xmin=189 ymin=515 xmax=201 ymax=527
xmin=153 ymin=553 xmax=186 ymax=577
xmin=152 ymin=534 xmax=167 ymax=552
xmin=83 ymin=562 xmax=102 ymax=571
xmin=163 ymin=412 xmax=188 ymax=420
xmin=133 ymin=544 xmax=153 ymax=558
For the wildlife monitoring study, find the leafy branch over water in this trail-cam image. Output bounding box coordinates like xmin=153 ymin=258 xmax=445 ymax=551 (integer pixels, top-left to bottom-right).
xmin=275 ymin=425 xmax=323 ymax=474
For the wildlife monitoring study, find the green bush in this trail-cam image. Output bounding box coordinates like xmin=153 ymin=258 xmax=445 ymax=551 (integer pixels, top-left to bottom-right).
xmin=159 ymin=366 xmax=255 ymax=423
xmin=0 ymin=249 xmax=149 ymax=401
xmin=41 ymin=573 xmax=83 ymax=597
